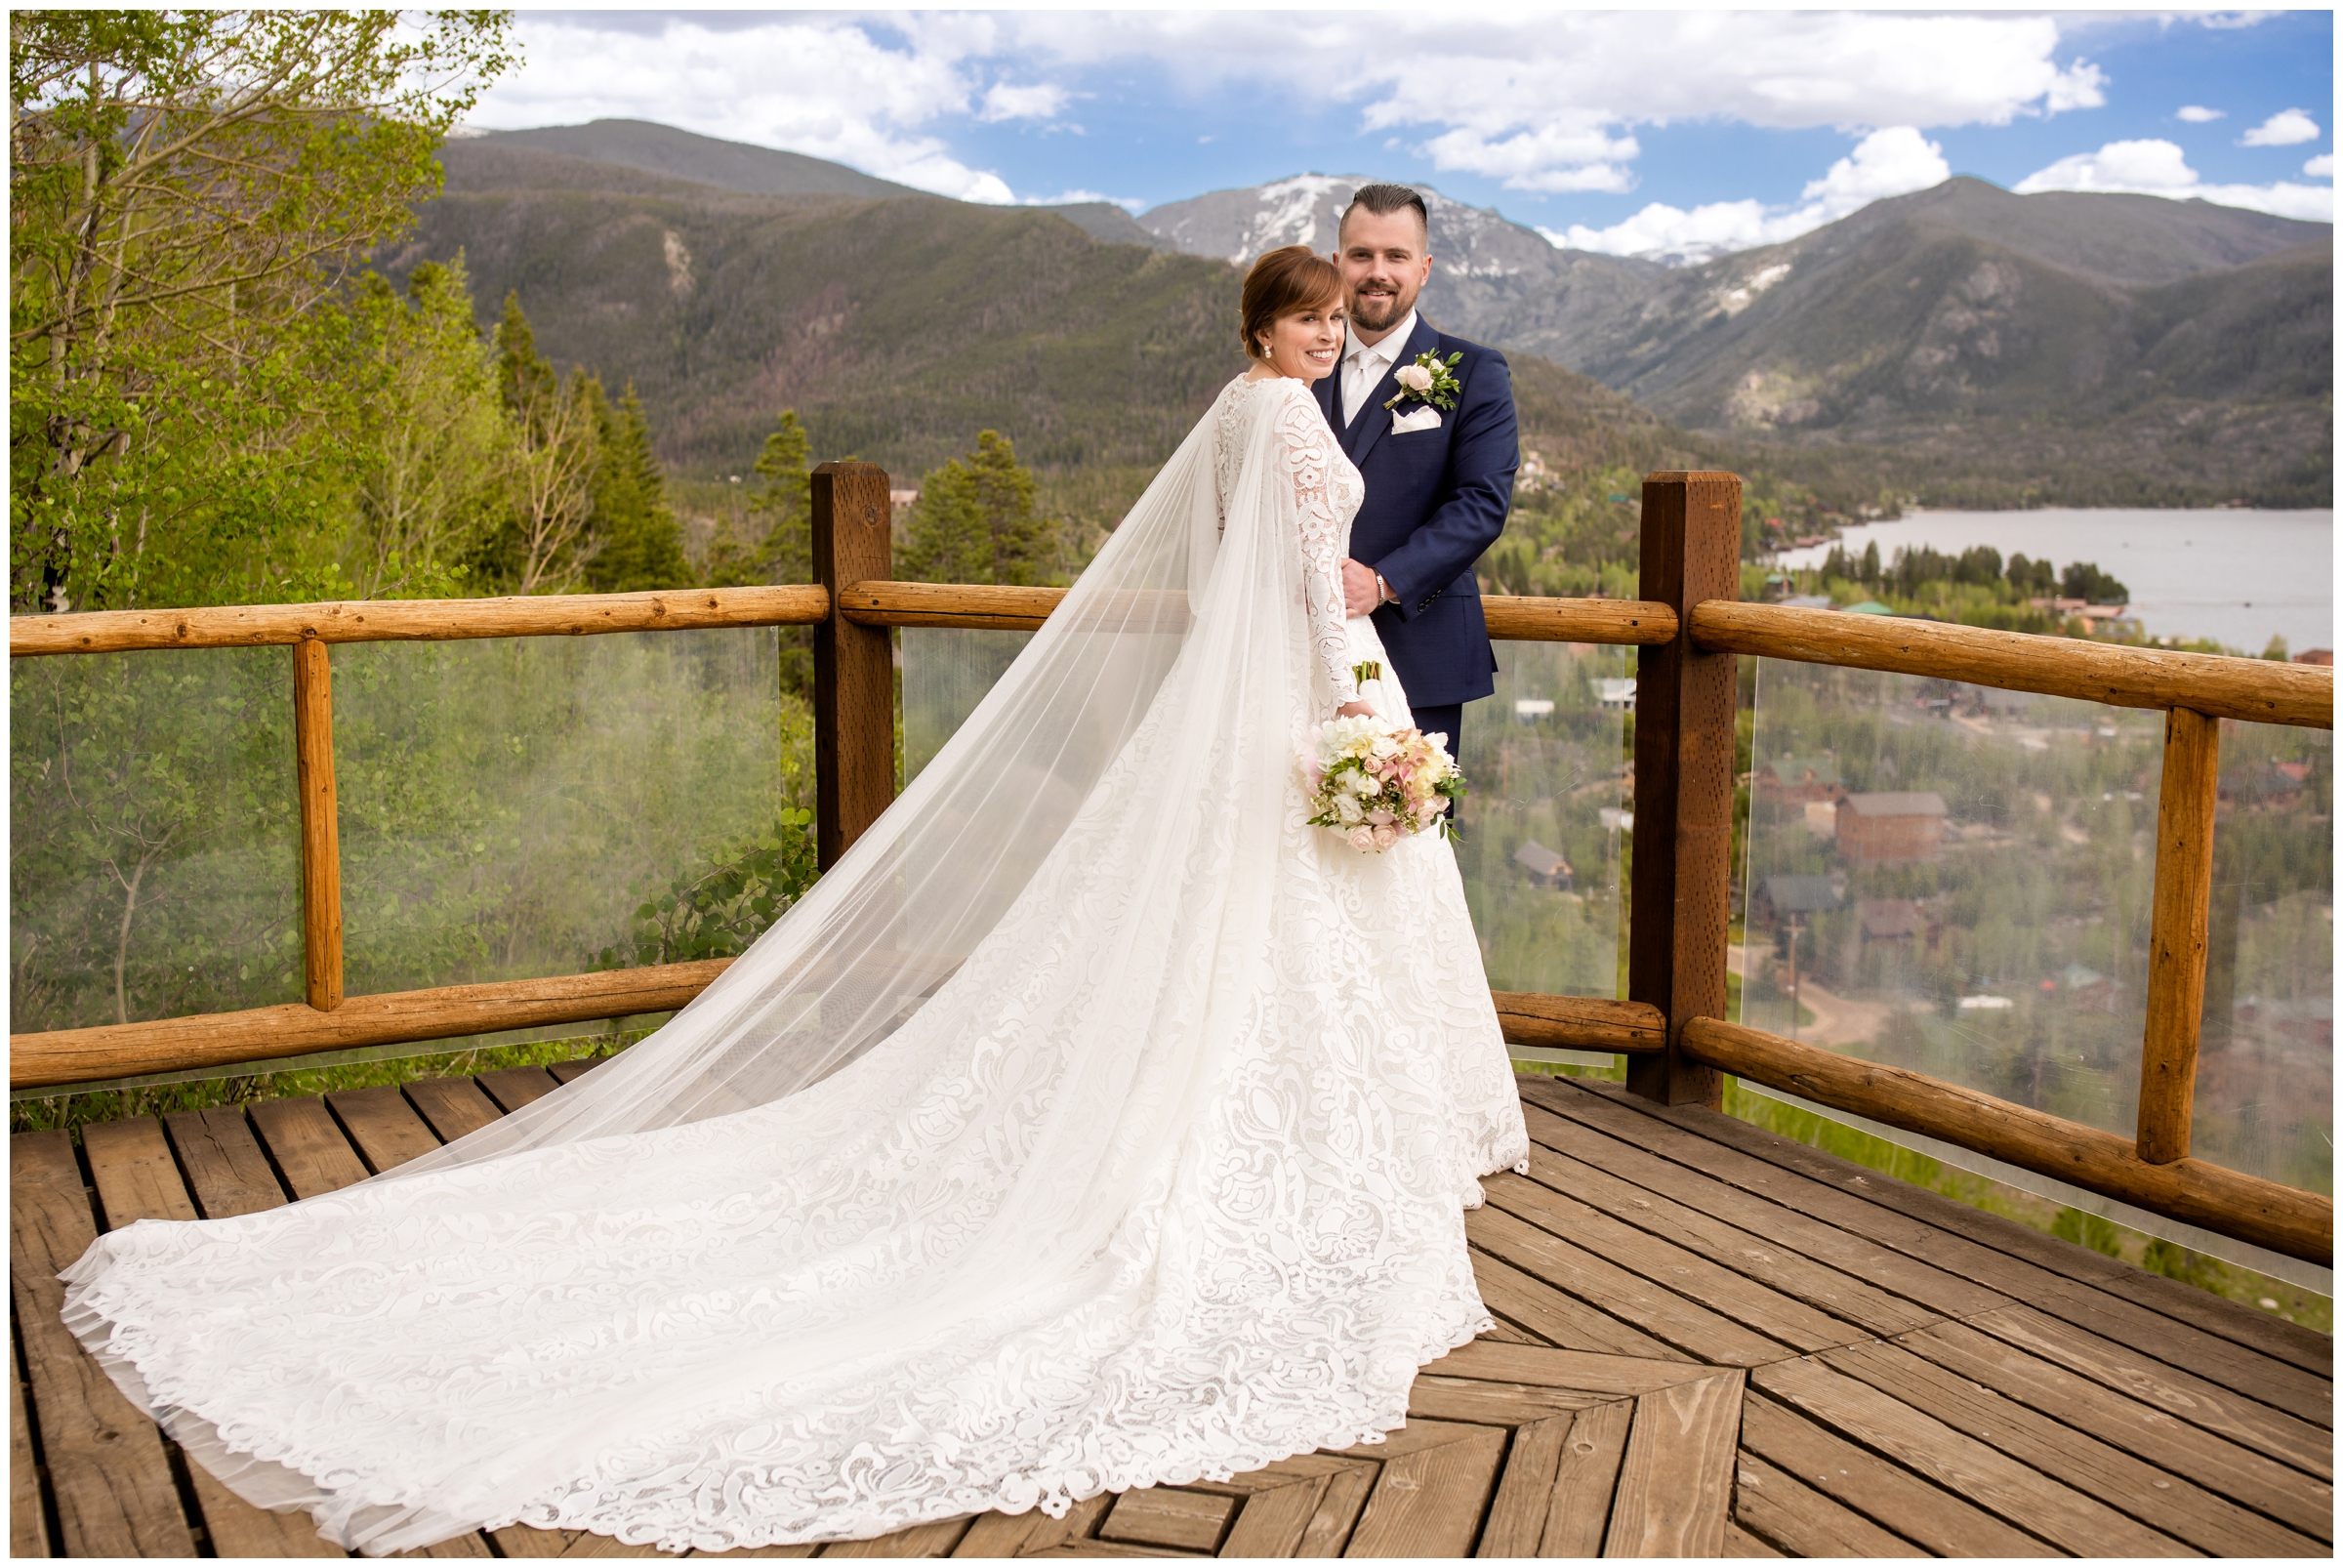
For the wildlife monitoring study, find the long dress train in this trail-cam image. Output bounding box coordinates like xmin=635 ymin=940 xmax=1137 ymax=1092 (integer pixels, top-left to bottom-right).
xmin=59 ymin=372 xmax=1530 ymax=1554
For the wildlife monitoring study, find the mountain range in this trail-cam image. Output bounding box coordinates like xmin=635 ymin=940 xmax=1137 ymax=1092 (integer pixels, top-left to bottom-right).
xmin=407 ymin=120 xmax=2331 ymax=508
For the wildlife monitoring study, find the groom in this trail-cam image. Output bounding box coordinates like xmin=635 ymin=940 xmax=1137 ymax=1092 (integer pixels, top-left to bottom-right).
xmin=1316 ymin=184 xmax=1518 ymax=754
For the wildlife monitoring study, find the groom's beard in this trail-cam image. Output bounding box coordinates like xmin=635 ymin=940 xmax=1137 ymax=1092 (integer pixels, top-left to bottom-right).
xmin=1348 ymin=278 xmax=1413 ymax=333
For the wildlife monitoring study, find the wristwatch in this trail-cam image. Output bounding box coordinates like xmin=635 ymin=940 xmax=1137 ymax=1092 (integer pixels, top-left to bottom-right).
xmin=1374 ymin=571 xmax=1395 ymax=605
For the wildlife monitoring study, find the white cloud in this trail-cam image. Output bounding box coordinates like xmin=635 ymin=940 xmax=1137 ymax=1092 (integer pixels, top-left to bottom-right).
xmin=2305 ymin=153 xmax=2336 ymax=180
xmin=1799 ymin=127 xmax=1952 ymax=214
xmin=470 ymin=14 xmax=1029 ymax=202
xmin=1547 ymin=128 xmax=1950 ymax=262
xmin=980 ymin=83 xmax=1069 ymax=125
xmin=986 ymin=11 xmax=2104 ymax=197
xmin=2177 ymin=104 xmax=2226 ymax=123
xmin=2015 ymin=139 xmax=2334 ymax=221
xmin=2240 ymin=108 xmax=2322 ymax=146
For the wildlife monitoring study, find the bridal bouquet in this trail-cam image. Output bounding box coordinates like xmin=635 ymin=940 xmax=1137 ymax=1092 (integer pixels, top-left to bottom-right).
xmin=1301 ymin=712 xmax=1466 ymax=851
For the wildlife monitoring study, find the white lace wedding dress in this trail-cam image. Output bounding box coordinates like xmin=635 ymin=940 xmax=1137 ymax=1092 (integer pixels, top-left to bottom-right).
xmin=62 ymin=372 xmax=1529 ymax=1555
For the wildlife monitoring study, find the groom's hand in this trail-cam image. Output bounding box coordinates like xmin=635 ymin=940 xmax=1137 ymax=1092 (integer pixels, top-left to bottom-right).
xmin=1340 ymin=558 xmax=1384 ymax=617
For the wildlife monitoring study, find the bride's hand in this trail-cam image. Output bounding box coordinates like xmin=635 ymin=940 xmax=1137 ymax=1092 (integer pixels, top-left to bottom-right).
xmin=1336 ymin=700 xmax=1377 ymax=720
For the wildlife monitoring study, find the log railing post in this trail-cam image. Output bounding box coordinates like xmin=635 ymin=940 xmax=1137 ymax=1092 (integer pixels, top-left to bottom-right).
xmin=812 ymin=461 xmax=896 ymax=870
xmin=1626 ymin=472 xmax=1743 ymax=1108
xmin=292 ymin=639 xmax=343 ymax=1011
xmin=2137 ymin=708 xmax=2222 ymax=1164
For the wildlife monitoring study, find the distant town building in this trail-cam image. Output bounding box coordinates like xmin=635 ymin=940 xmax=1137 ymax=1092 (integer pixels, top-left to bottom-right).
xmin=2220 ymin=762 xmax=2310 ymax=813
xmin=1836 ymin=791 xmax=1949 ymax=865
xmin=1594 ymin=678 xmax=1636 ymax=712
xmin=2293 ymin=648 xmax=2333 ymax=667
xmin=1751 ymin=874 xmax=1840 ymax=929
xmin=1754 ymin=756 xmax=1844 ymax=805
xmin=1842 ymin=599 xmax=1895 ymax=616
xmin=2055 ymin=965 xmax=2118 ymax=1013
xmin=2028 ymin=597 xmax=2133 ymax=635
xmin=1512 ymin=840 xmax=1573 ymax=890
xmin=1858 ymin=898 xmax=1933 ymax=951
xmin=1513 ymin=698 xmax=1555 ymax=722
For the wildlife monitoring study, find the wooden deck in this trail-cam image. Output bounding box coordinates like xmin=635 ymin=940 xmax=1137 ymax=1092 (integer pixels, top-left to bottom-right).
xmin=11 ymin=1066 xmax=2332 ymax=1557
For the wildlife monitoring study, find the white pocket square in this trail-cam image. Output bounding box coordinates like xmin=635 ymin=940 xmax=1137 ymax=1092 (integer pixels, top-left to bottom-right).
xmin=1390 ymin=405 xmax=1442 ymax=434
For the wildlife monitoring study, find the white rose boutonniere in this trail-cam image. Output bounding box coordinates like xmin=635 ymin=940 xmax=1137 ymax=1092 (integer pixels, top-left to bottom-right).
xmin=1383 ymin=350 xmax=1463 ymax=412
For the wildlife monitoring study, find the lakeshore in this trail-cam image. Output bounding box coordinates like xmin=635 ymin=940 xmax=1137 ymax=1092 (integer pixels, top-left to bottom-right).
xmin=1774 ymin=508 xmax=2335 ymax=655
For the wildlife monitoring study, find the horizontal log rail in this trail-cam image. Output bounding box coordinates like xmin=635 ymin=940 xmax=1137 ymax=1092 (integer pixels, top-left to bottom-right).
xmin=1680 ymin=1015 xmax=2332 ymax=1265
xmin=1690 ymin=599 xmax=2333 ymax=728
xmin=8 ymin=585 xmax=833 ymax=657
xmin=840 ymin=580 xmax=1064 ymax=631
xmin=1493 ymin=993 xmax=1665 ymax=1054
xmin=10 ymin=974 xmax=1651 ymax=1092
xmin=1480 ymin=595 xmax=1677 ymax=645
xmin=8 ymin=962 xmax=739 ymax=1090
xmin=840 ymin=580 xmax=1678 ymax=644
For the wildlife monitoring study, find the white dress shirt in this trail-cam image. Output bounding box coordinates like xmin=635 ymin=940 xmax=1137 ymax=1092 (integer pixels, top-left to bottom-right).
xmin=1340 ymin=309 xmax=1418 ymax=428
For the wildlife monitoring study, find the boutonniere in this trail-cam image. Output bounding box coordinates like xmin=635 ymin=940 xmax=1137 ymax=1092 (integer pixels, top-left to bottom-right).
xmin=1383 ymin=350 xmax=1463 ymax=411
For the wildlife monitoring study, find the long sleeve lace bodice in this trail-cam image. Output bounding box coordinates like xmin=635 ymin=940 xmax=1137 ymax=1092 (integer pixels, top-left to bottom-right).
xmin=1213 ymin=376 xmax=1366 ymax=711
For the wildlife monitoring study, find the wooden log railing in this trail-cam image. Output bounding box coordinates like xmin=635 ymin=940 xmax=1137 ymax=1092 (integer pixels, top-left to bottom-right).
xmin=1680 ymin=1017 xmax=2330 ymax=1265
xmin=9 ymin=464 xmax=2332 ymax=1266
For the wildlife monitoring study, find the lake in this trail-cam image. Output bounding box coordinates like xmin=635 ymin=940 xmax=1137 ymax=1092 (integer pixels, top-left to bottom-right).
xmin=1771 ymin=508 xmax=2334 ymax=655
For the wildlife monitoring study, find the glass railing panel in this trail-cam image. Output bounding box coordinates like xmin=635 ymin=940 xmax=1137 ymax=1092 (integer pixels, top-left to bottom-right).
xmin=1455 ymin=640 xmax=1630 ymax=1000
xmin=902 ymin=629 xmax=1031 ymax=786
xmin=333 ymin=629 xmax=798 ymax=992
xmin=11 ymin=647 xmax=302 ymax=1031
xmin=1741 ymin=661 xmax=2167 ymax=1138
xmin=1738 ymin=657 xmax=2333 ymax=1285
xmin=2197 ymin=723 xmax=2331 ymax=1195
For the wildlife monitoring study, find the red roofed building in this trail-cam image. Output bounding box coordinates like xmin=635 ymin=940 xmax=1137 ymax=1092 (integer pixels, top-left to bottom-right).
xmin=1836 ymin=792 xmax=1949 ymax=866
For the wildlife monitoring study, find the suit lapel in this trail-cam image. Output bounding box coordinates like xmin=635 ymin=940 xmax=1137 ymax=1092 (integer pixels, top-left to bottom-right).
xmin=1312 ymin=368 xmax=1338 ymax=432
xmin=1346 ymin=317 xmax=1439 ymax=468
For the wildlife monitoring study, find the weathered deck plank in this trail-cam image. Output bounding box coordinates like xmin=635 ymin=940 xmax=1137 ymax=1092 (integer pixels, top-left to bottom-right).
xmin=1753 ymin=1356 xmax=2192 ymax=1556
xmin=1604 ymin=1371 xmax=1745 ymax=1556
xmin=248 ymin=1095 xmax=373 ymax=1197
xmin=1521 ymin=1076 xmax=2332 ymax=1413
xmin=8 ymin=1132 xmax=196 ymax=1557
xmin=165 ymin=1105 xmax=295 ymax=1218
xmin=326 ymin=1085 xmax=443 ymax=1173
xmin=12 ymin=1329 xmax=54 ymax=1557
xmin=1531 ymin=1076 xmax=2333 ymax=1379
xmin=10 ymin=1068 xmax=2328 ymax=1558
xmin=1821 ymin=1337 xmax=2324 ymax=1555
xmin=1893 ymin=1317 xmax=2334 ymax=1541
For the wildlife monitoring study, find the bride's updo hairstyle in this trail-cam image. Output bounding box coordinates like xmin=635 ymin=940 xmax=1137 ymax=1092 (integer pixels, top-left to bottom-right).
xmin=1241 ymin=244 xmax=1344 ymax=359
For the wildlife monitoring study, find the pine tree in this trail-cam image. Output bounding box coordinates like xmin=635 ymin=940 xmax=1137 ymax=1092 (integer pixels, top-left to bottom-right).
xmin=583 ymin=382 xmax=693 ymax=594
xmin=900 ymin=431 xmax=1060 ymax=586
xmin=749 ymin=410 xmax=813 ymax=584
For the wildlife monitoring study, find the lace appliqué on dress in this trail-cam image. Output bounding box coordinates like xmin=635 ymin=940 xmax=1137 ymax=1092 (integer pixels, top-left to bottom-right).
xmin=1212 ymin=377 xmax=1364 ymax=714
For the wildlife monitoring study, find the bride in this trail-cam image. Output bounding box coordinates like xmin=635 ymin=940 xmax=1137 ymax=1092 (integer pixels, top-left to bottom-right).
xmin=61 ymin=244 xmax=1530 ymax=1555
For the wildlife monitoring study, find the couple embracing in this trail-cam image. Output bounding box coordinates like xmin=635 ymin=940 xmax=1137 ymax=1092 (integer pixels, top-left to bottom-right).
xmin=62 ymin=186 xmax=1532 ymax=1553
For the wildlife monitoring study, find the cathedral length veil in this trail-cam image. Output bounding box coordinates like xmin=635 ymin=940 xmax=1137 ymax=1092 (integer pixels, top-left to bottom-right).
xmin=60 ymin=378 xmax=1519 ymax=1555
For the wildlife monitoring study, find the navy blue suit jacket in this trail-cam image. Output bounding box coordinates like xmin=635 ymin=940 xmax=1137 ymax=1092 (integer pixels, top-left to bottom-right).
xmin=1313 ymin=317 xmax=1517 ymax=708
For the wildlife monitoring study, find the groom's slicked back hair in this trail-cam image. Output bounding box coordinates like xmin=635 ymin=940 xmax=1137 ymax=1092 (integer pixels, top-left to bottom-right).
xmin=1340 ymin=184 xmax=1429 ymax=244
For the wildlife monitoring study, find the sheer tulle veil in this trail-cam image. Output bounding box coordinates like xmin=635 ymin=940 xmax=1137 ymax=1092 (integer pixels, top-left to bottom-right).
xmin=382 ymin=382 xmax=1312 ymax=1177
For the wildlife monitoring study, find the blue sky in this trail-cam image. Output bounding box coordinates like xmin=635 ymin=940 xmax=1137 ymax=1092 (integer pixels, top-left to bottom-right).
xmin=473 ymin=9 xmax=2333 ymax=257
